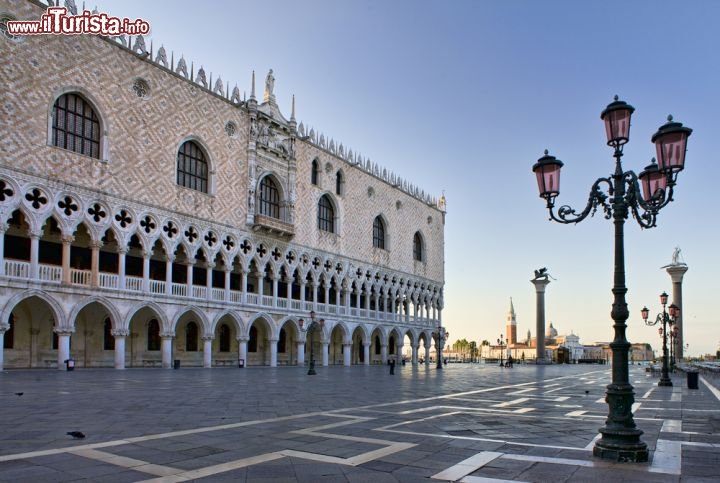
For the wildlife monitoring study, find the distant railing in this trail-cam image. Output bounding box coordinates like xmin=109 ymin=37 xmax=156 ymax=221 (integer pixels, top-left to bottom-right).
xmin=70 ymin=269 xmax=91 ymax=286
xmin=99 ymin=272 xmax=118 ymax=289
xmin=38 ymin=264 xmax=61 ymax=282
xmin=0 ymin=258 xmax=439 ymax=327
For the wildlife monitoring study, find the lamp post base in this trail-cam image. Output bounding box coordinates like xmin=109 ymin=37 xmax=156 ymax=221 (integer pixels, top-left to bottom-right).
xmin=593 ymin=429 xmax=649 ymax=462
xmin=658 ymin=377 xmax=673 ymax=387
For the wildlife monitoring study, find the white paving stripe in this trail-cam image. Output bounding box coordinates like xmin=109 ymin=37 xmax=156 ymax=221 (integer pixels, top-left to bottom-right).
xmin=503 ymin=453 xmax=595 ymax=467
xmin=432 ymin=451 xmax=503 ymax=481
xmin=661 ymin=419 xmax=682 ymax=433
xmin=492 ymin=397 xmax=529 ymax=408
xmin=513 ymin=407 xmax=535 ymax=414
xmin=641 ymin=387 xmax=655 ymax=399
xmin=553 ymin=396 xmax=570 ymax=402
xmin=632 ymin=402 xmax=641 ymax=413
xmin=69 ymin=449 xmax=180 ymax=476
xmin=649 ymin=439 xmax=681 ymax=475
xmin=565 ymin=410 xmax=587 ymax=417
xmin=700 ymin=376 xmax=720 ymax=402
xmin=462 ymin=477 xmax=527 ymax=483
xmin=138 ymin=452 xmax=285 ymax=483
xmin=595 ymin=397 xmax=605 ymax=403
xmin=508 ymin=388 xmax=537 ymax=395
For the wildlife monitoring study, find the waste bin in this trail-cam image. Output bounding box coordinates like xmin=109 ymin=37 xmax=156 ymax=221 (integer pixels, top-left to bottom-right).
xmin=173 ymin=359 xmax=180 ymax=370
xmin=687 ymin=370 xmax=699 ymax=389
xmin=64 ymin=358 xmax=75 ymax=371
xmin=238 ymin=358 xmax=245 ymax=368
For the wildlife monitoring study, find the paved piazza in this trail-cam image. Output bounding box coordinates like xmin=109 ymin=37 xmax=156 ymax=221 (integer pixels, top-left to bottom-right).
xmin=1 ymin=364 xmax=718 ymax=482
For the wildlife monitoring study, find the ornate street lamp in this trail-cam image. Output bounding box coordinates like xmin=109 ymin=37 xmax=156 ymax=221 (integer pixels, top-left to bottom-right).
xmin=298 ymin=310 xmax=324 ymax=375
xmin=432 ymin=327 xmax=448 ymax=369
xmin=497 ymin=334 xmax=506 ymax=368
xmin=641 ymin=294 xmax=679 ymax=387
xmin=532 ymin=96 xmax=692 ymax=463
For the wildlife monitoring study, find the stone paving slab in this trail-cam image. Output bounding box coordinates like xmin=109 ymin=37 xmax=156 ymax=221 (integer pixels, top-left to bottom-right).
xmin=0 ymin=363 xmax=718 ymax=482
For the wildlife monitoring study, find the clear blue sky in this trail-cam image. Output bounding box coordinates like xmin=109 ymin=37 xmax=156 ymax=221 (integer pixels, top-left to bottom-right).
xmin=95 ymin=0 xmax=720 ymax=357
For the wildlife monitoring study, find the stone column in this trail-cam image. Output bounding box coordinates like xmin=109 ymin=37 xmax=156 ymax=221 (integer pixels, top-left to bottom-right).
xmin=269 ymin=338 xmax=278 ymax=367
xmin=411 ymin=342 xmax=419 ymax=365
xmin=90 ymin=240 xmax=102 ymax=287
xmin=29 ymin=232 xmax=40 ymax=280
xmin=321 ymin=341 xmax=329 ymax=366
xmin=241 ymin=268 xmax=248 ymax=304
xmin=142 ymin=250 xmax=151 ymax=292
xmin=56 ymin=328 xmax=73 ymax=370
xmin=0 ymin=326 xmax=6 ymax=371
xmin=666 ymin=264 xmax=689 ymax=361
xmin=224 ymin=268 xmax=232 ymax=301
xmin=397 ymin=343 xmax=404 ymax=363
xmin=0 ymin=223 xmax=5 ymax=276
xmin=112 ymin=329 xmax=128 ymax=369
xmin=531 ymin=277 xmax=551 ymax=364
xmin=311 ymin=282 xmax=318 ymax=311
xmin=206 ymin=262 xmax=214 ymax=301
xmin=61 ymin=235 xmax=73 ymax=284
xmin=161 ymin=333 xmax=174 ymax=368
xmin=363 ymin=342 xmax=370 ymax=366
xmin=256 ymin=271 xmax=264 ymax=297
xmin=118 ymin=247 xmax=127 ymax=290
xmin=186 ymin=260 xmax=194 ymax=296
xmin=390 ymin=293 xmax=396 ymax=322
xmin=165 ymin=255 xmax=174 ymax=295
xmin=343 ymin=343 xmax=351 ymax=366
xmin=424 ymin=342 xmax=431 ymax=366
xmin=273 ymin=274 xmax=280 ymax=307
xmin=296 ymin=340 xmax=306 ymax=365
xmin=238 ymin=336 xmax=248 ymax=366
xmin=202 ymin=336 xmax=213 ymax=368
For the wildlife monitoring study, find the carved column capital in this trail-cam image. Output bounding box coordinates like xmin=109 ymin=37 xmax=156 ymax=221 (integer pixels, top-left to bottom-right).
xmin=111 ymin=329 xmax=130 ymax=337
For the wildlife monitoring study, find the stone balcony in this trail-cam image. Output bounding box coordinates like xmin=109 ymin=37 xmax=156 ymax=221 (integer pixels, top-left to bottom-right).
xmin=252 ymin=214 xmax=295 ymax=239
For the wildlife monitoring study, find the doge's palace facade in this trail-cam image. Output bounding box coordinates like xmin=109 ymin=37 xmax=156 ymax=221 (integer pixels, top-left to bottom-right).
xmin=0 ymin=0 xmax=445 ymax=369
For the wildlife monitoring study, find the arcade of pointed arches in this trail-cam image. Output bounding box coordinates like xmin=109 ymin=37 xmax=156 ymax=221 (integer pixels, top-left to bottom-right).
xmin=0 ymin=291 xmax=439 ymax=369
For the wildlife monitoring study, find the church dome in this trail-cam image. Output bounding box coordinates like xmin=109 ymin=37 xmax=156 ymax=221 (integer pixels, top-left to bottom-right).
xmin=546 ymin=322 xmax=558 ymax=338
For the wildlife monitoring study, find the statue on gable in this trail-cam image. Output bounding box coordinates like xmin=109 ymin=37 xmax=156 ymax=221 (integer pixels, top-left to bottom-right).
xmin=263 ymin=69 xmax=275 ymax=103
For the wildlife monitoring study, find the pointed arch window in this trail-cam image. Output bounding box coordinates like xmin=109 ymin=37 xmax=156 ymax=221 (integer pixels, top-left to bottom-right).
xmin=311 ymin=159 xmax=319 ymax=185
xmin=318 ymin=195 xmax=335 ymax=233
xmin=413 ymin=232 xmax=424 ymax=262
xmin=147 ymin=319 xmax=160 ymax=351
xmin=373 ymin=216 xmax=386 ymax=249
xmin=186 ymin=321 xmax=198 ymax=351
xmin=259 ymin=176 xmax=280 ymax=219
xmin=52 ymin=93 xmax=100 ymax=158
xmin=177 ymin=141 xmax=208 ymax=193
xmin=103 ymin=317 xmax=114 ymax=351
xmin=335 ymin=171 xmax=344 ymax=195
xmin=374 ymin=335 xmax=381 ymax=355
xmin=219 ymin=323 xmax=230 ymax=352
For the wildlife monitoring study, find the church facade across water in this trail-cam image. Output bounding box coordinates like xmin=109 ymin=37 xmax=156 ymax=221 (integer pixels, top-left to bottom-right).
xmin=0 ymin=0 xmax=446 ymax=369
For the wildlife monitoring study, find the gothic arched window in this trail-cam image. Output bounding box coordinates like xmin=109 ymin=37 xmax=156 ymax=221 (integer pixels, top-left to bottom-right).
xmin=318 ymin=195 xmax=335 ymax=233
xmin=259 ymin=177 xmax=280 ymax=219
xmin=177 ymin=140 xmax=208 ymax=193
xmin=335 ymin=171 xmax=344 ymax=195
xmin=186 ymin=321 xmax=198 ymax=351
xmin=413 ymin=232 xmax=424 ymax=262
xmin=52 ymin=93 xmax=100 ymax=158
xmin=311 ymin=159 xmax=319 ymax=185
xmin=373 ymin=216 xmax=386 ymax=249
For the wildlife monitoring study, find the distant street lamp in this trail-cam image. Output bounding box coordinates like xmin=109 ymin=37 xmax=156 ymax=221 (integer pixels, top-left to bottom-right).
xmin=641 ymin=292 xmax=679 ymax=387
xmin=298 ymin=310 xmax=324 ymax=376
xmin=432 ymin=326 xmax=449 ymax=369
xmin=532 ymin=96 xmax=692 ymax=463
xmin=670 ymin=325 xmax=679 ymax=369
xmin=497 ymin=334 xmax=506 ymax=367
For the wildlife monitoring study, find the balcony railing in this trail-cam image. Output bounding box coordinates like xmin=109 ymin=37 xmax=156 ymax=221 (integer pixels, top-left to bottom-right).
xmin=252 ymin=214 xmax=294 ymax=239
xmin=1 ymin=259 xmax=435 ymax=326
